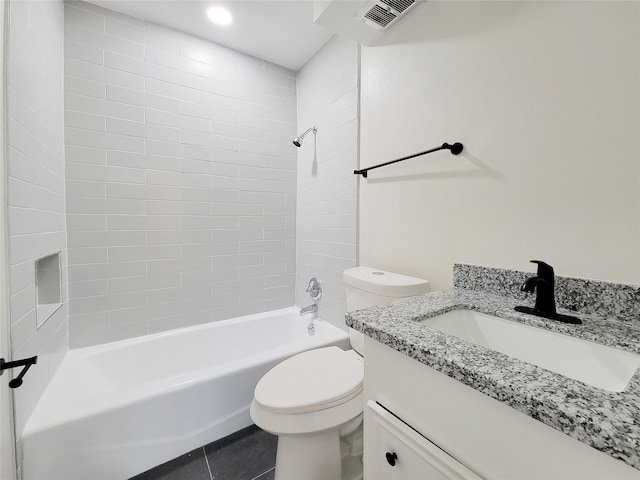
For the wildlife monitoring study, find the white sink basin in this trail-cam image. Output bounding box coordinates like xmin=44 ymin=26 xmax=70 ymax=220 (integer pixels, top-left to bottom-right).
xmin=420 ymin=310 xmax=640 ymax=392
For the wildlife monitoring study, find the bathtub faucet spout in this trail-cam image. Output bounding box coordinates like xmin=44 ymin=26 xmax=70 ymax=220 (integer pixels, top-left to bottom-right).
xmin=300 ymin=304 xmax=318 ymax=316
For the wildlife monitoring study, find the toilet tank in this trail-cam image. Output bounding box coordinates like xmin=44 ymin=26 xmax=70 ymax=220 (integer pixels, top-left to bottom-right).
xmin=343 ymin=267 xmax=430 ymax=354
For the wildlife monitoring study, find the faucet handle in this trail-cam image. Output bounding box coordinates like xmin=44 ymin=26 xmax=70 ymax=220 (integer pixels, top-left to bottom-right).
xmin=529 ymin=260 xmax=554 ymax=283
xmin=306 ymin=277 xmax=322 ymax=301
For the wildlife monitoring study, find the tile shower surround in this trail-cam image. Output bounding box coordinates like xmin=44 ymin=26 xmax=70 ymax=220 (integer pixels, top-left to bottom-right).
xmin=63 ymin=1 xmax=298 ymax=346
xmin=294 ymin=36 xmax=358 ymax=329
xmin=7 ymin=0 xmax=69 ymax=434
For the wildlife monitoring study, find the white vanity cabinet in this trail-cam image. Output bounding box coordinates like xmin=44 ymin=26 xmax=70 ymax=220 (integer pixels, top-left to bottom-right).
xmin=366 ymin=400 xmax=481 ymax=480
xmin=363 ymin=337 xmax=640 ymax=480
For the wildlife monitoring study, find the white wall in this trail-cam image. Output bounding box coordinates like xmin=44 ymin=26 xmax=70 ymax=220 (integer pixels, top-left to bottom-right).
xmin=6 ymin=0 xmax=67 ymax=436
xmin=360 ymin=1 xmax=640 ymax=290
xmin=0 ymin=2 xmax=17 ymax=477
xmin=64 ymin=2 xmax=297 ymax=347
xmin=296 ymin=36 xmax=358 ymax=328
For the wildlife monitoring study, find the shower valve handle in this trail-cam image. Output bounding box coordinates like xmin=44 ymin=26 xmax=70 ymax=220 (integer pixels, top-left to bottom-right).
xmin=306 ymin=278 xmax=322 ymax=301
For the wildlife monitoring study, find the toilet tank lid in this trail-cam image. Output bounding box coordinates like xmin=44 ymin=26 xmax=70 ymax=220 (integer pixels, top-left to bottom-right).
xmin=343 ymin=266 xmax=429 ymax=298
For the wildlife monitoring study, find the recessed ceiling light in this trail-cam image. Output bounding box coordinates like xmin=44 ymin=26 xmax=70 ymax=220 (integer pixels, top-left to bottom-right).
xmin=207 ymin=6 xmax=232 ymax=26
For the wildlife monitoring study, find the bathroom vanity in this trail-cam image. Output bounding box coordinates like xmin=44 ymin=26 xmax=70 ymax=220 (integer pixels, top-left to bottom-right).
xmin=346 ymin=264 xmax=640 ymax=479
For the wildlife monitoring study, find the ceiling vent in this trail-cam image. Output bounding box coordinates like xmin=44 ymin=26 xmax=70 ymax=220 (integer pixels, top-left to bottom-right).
xmin=357 ymin=0 xmax=418 ymax=31
xmin=363 ymin=5 xmax=397 ymax=29
xmin=313 ymin=0 xmax=424 ymax=46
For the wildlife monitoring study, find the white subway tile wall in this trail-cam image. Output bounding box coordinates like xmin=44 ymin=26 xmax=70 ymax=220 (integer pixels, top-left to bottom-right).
xmin=7 ymin=0 xmax=68 ymax=434
xmin=64 ymin=1 xmax=297 ymax=347
xmin=295 ymin=37 xmax=359 ymax=328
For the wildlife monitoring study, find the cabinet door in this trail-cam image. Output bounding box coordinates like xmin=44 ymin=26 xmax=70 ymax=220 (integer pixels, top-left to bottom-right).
xmin=366 ymin=401 xmax=482 ymax=480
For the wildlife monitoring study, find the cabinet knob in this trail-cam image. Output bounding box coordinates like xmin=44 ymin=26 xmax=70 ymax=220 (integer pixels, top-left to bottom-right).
xmin=385 ymin=451 xmax=398 ymax=467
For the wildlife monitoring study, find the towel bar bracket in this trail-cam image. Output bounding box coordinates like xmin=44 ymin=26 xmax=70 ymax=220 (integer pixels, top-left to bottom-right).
xmin=0 ymin=355 xmax=37 ymax=389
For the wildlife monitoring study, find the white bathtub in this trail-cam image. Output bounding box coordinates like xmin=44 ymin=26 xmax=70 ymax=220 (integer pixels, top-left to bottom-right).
xmin=21 ymin=307 xmax=350 ymax=480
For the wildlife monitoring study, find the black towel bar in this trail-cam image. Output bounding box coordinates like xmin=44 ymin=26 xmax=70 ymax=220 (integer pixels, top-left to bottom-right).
xmin=354 ymin=142 xmax=463 ymax=178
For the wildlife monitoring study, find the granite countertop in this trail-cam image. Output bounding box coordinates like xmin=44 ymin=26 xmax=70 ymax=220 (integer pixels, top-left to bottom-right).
xmin=345 ymin=287 xmax=640 ymax=470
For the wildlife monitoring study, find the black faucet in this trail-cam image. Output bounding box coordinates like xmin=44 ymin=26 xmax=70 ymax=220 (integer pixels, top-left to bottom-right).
xmin=521 ymin=260 xmax=556 ymax=315
xmin=515 ymin=260 xmax=582 ymax=325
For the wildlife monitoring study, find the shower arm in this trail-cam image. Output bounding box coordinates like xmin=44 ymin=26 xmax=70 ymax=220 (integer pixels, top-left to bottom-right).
xmin=293 ymin=126 xmax=318 ymax=147
xmin=353 ymin=142 xmax=464 ymax=178
xmin=299 ymin=127 xmax=314 ymax=138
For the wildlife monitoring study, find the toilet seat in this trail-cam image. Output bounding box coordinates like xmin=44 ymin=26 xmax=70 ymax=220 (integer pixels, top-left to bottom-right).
xmin=254 ymin=346 xmax=363 ymax=415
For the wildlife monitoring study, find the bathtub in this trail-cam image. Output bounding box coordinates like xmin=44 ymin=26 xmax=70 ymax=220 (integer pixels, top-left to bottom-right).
xmin=21 ymin=307 xmax=350 ymax=480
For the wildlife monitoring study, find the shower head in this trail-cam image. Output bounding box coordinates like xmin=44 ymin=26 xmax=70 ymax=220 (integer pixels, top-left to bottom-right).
xmin=293 ymin=126 xmax=317 ymax=147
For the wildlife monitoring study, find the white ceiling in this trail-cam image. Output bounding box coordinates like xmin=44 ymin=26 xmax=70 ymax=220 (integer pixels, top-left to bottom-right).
xmin=87 ymin=0 xmax=336 ymax=71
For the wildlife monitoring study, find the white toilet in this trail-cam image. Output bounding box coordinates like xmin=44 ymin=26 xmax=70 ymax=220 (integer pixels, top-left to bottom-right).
xmin=250 ymin=267 xmax=429 ymax=480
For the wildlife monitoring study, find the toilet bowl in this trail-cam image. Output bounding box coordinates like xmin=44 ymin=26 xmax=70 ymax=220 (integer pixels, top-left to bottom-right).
xmin=250 ymin=267 xmax=429 ymax=480
xmin=250 ymin=347 xmax=364 ymax=480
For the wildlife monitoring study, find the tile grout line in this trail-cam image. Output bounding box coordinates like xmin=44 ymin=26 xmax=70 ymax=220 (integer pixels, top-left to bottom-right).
xmin=251 ymin=466 xmax=275 ymax=480
xmin=202 ymin=446 xmax=214 ymax=480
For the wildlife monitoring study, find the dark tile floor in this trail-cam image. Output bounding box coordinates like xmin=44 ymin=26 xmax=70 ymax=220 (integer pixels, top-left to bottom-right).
xmin=131 ymin=425 xmax=277 ymax=480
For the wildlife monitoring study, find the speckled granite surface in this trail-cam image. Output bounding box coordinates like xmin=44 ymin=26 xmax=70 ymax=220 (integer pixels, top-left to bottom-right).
xmin=346 ymin=266 xmax=640 ymax=470
xmin=454 ymin=263 xmax=640 ymax=324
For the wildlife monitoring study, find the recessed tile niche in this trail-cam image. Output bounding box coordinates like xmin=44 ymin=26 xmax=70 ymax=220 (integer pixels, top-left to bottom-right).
xmin=35 ymin=253 xmax=62 ymax=328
